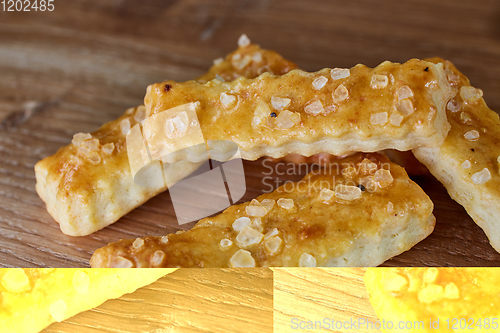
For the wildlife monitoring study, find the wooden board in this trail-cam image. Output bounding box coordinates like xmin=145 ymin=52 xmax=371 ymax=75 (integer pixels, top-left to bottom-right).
xmin=273 ymin=268 xmax=379 ymax=333
xmin=1 ymin=0 xmax=500 ymax=267
xmin=43 ymin=268 xmax=273 ymax=333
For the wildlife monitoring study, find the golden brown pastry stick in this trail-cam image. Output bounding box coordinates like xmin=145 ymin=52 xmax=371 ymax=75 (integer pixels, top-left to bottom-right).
xmin=90 ymin=153 xmax=435 ymax=268
xmin=413 ymin=58 xmax=500 ymax=253
xmin=145 ymin=59 xmax=455 ymax=163
xmin=0 ymin=268 xmax=175 ymax=333
xmin=364 ymin=268 xmax=500 ymax=333
xmin=35 ymin=43 xmax=297 ymax=236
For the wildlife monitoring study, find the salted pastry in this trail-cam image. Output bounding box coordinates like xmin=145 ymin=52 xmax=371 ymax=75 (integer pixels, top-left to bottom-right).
xmin=414 ymin=58 xmax=500 ymax=252
xmin=364 ymin=267 xmax=500 ymax=333
xmin=35 ymin=43 xmax=295 ymax=236
xmin=0 ymin=268 xmax=175 ymax=333
xmin=90 ymin=153 xmax=435 ymax=268
xmin=145 ymin=59 xmax=455 ymax=163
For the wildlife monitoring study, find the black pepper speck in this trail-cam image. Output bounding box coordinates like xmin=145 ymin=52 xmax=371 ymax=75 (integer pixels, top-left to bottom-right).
xmin=270 ymin=112 xmax=277 ymax=118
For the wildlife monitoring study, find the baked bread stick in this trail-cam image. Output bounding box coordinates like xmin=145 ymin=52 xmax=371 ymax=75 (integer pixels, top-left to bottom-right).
xmin=414 ymin=58 xmax=500 ymax=252
xmin=145 ymin=59 xmax=455 ymax=163
xmin=90 ymin=153 xmax=435 ymax=268
xmin=35 ymin=43 xmax=296 ymax=236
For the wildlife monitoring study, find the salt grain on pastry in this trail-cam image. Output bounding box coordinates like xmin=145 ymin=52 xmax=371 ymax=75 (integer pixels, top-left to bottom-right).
xmin=229 ymin=249 xmax=256 ymax=267
xmin=304 ymin=100 xmax=324 ymax=116
xmin=299 ymin=253 xmax=316 ymax=267
xmin=330 ymin=68 xmax=350 ymax=80
xmin=333 ymin=84 xmax=349 ymax=102
xmin=271 ymin=96 xmax=291 ymax=110
xmin=471 ymin=168 xmax=491 ymax=185
xmin=238 ymin=34 xmax=251 ymax=48
xmin=370 ymin=112 xmax=388 ymax=125
xmin=335 ymin=184 xmax=362 ymax=201
xmin=370 ymin=74 xmax=388 ymax=89
xmin=312 ymin=76 xmax=328 ymax=90
xmin=464 ymin=130 xmax=479 ymax=141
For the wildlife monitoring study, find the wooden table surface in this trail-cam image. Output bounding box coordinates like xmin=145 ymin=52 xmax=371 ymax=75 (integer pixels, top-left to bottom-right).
xmin=1 ymin=0 xmax=500 ymax=267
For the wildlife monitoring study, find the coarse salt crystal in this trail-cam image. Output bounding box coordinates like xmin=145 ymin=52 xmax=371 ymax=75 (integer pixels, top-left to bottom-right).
xmin=330 ymin=68 xmax=350 ymax=80
xmin=396 ymin=99 xmax=414 ymax=116
xmin=49 ymin=300 xmax=67 ymax=322
xmin=264 ymin=236 xmax=282 ymax=255
xmin=213 ymin=57 xmax=224 ymax=66
xmin=264 ymin=228 xmax=279 ymax=240
xmin=110 ymin=256 xmax=133 ymax=268
xmin=319 ymin=188 xmax=334 ymax=201
xmin=460 ymin=86 xmax=483 ymax=101
xmin=390 ymin=112 xmax=404 ymax=127
xmin=252 ymin=103 xmax=271 ymax=128
xmin=276 ymin=110 xmax=300 ymax=129
xmin=312 ymin=76 xmax=328 ymax=90
xmin=121 ymin=119 xmax=131 ymax=135
xmin=87 ymin=151 xmax=101 ymax=165
xmin=238 ymin=34 xmax=251 ymax=47
xmin=161 ymin=235 xmax=169 ymax=243
xmin=370 ymin=112 xmax=388 ymax=125
xmin=236 ymin=226 xmax=263 ymax=248
xmin=333 ymin=84 xmax=349 ymax=102
xmin=341 ymin=165 xmax=358 ymax=179
xmin=374 ymin=169 xmax=394 ymax=187
xmin=233 ymin=217 xmax=252 ymax=232
xmin=1 ymin=268 xmax=30 ymax=292
xmin=396 ymin=85 xmax=413 ymax=100
xmin=252 ymin=52 xmax=262 ymax=63
xmin=471 ymin=168 xmax=491 ymax=184
xmin=335 ymin=184 xmax=362 ymax=201
xmin=72 ymin=133 xmax=92 ymax=147
xmin=271 ymin=96 xmax=291 ymax=110
xmin=229 ymin=249 xmax=256 ymax=267
xmin=460 ymin=112 xmax=472 ymax=124
xmin=220 ymin=92 xmax=237 ymax=107
xmin=277 ymin=198 xmax=294 ymax=210
xmin=245 ymin=205 xmax=268 ymax=217
xmin=447 ymin=99 xmax=461 ymax=112
xmin=464 ymin=130 xmax=479 ymax=141
xmin=447 ymin=74 xmax=460 ymax=84
xmin=134 ymin=106 xmax=147 ymax=123
xmin=462 ymin=160 xmax=471 ymax=169
xmin=260 ymin=199 xmax=276 ymax=213
xmin=304 ymin=100 xmax=324 ymax=116
xmin=82 ymin=138 xmax=99 ymax=151
xmin=102 ymin=142 xmax=115 ymax=155
xmin=299 ymin=253 xmax=316 ymax=267
xmin=370 ymin=74 xmax=389 ymax=89
xmin=251 ymin=217 xmax=264 ymax=233
xmin=165 ymin=112 xmax=189 ymax=138
xmin=359 ymin=158 xmax=378 ymax=175
xmin=133 ymin=238 xmax=144 ymax=249
xmin=151 ymin=251 xmax=165 ymax=266
xmin=220 ymin=238 xmax=233 ymax=250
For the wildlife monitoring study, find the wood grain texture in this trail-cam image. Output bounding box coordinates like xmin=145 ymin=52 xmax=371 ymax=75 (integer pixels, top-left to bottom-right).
xmin=1 ymin=0 xmax=500 ymax=267
xmin=43 ymin=268 xmax=273 ymax=333
xmin=273 ymin=268 xmax=379 ymax=333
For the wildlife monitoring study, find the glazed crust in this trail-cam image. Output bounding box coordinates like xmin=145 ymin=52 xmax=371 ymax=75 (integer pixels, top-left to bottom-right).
xmin=413 ymin=58 xmax=500 ymax=252
xmin=364 ymin=267 xmax=500 ymax=333
xmin=0 ymin=268 xmax=174 ymax=333
xmin=90 ymin=153 xmax=435 ymax=268
xmin=145 ymin=59 xmax=454 ymax=162
xmin=34 ymin=44 xmax=295 ymax=236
